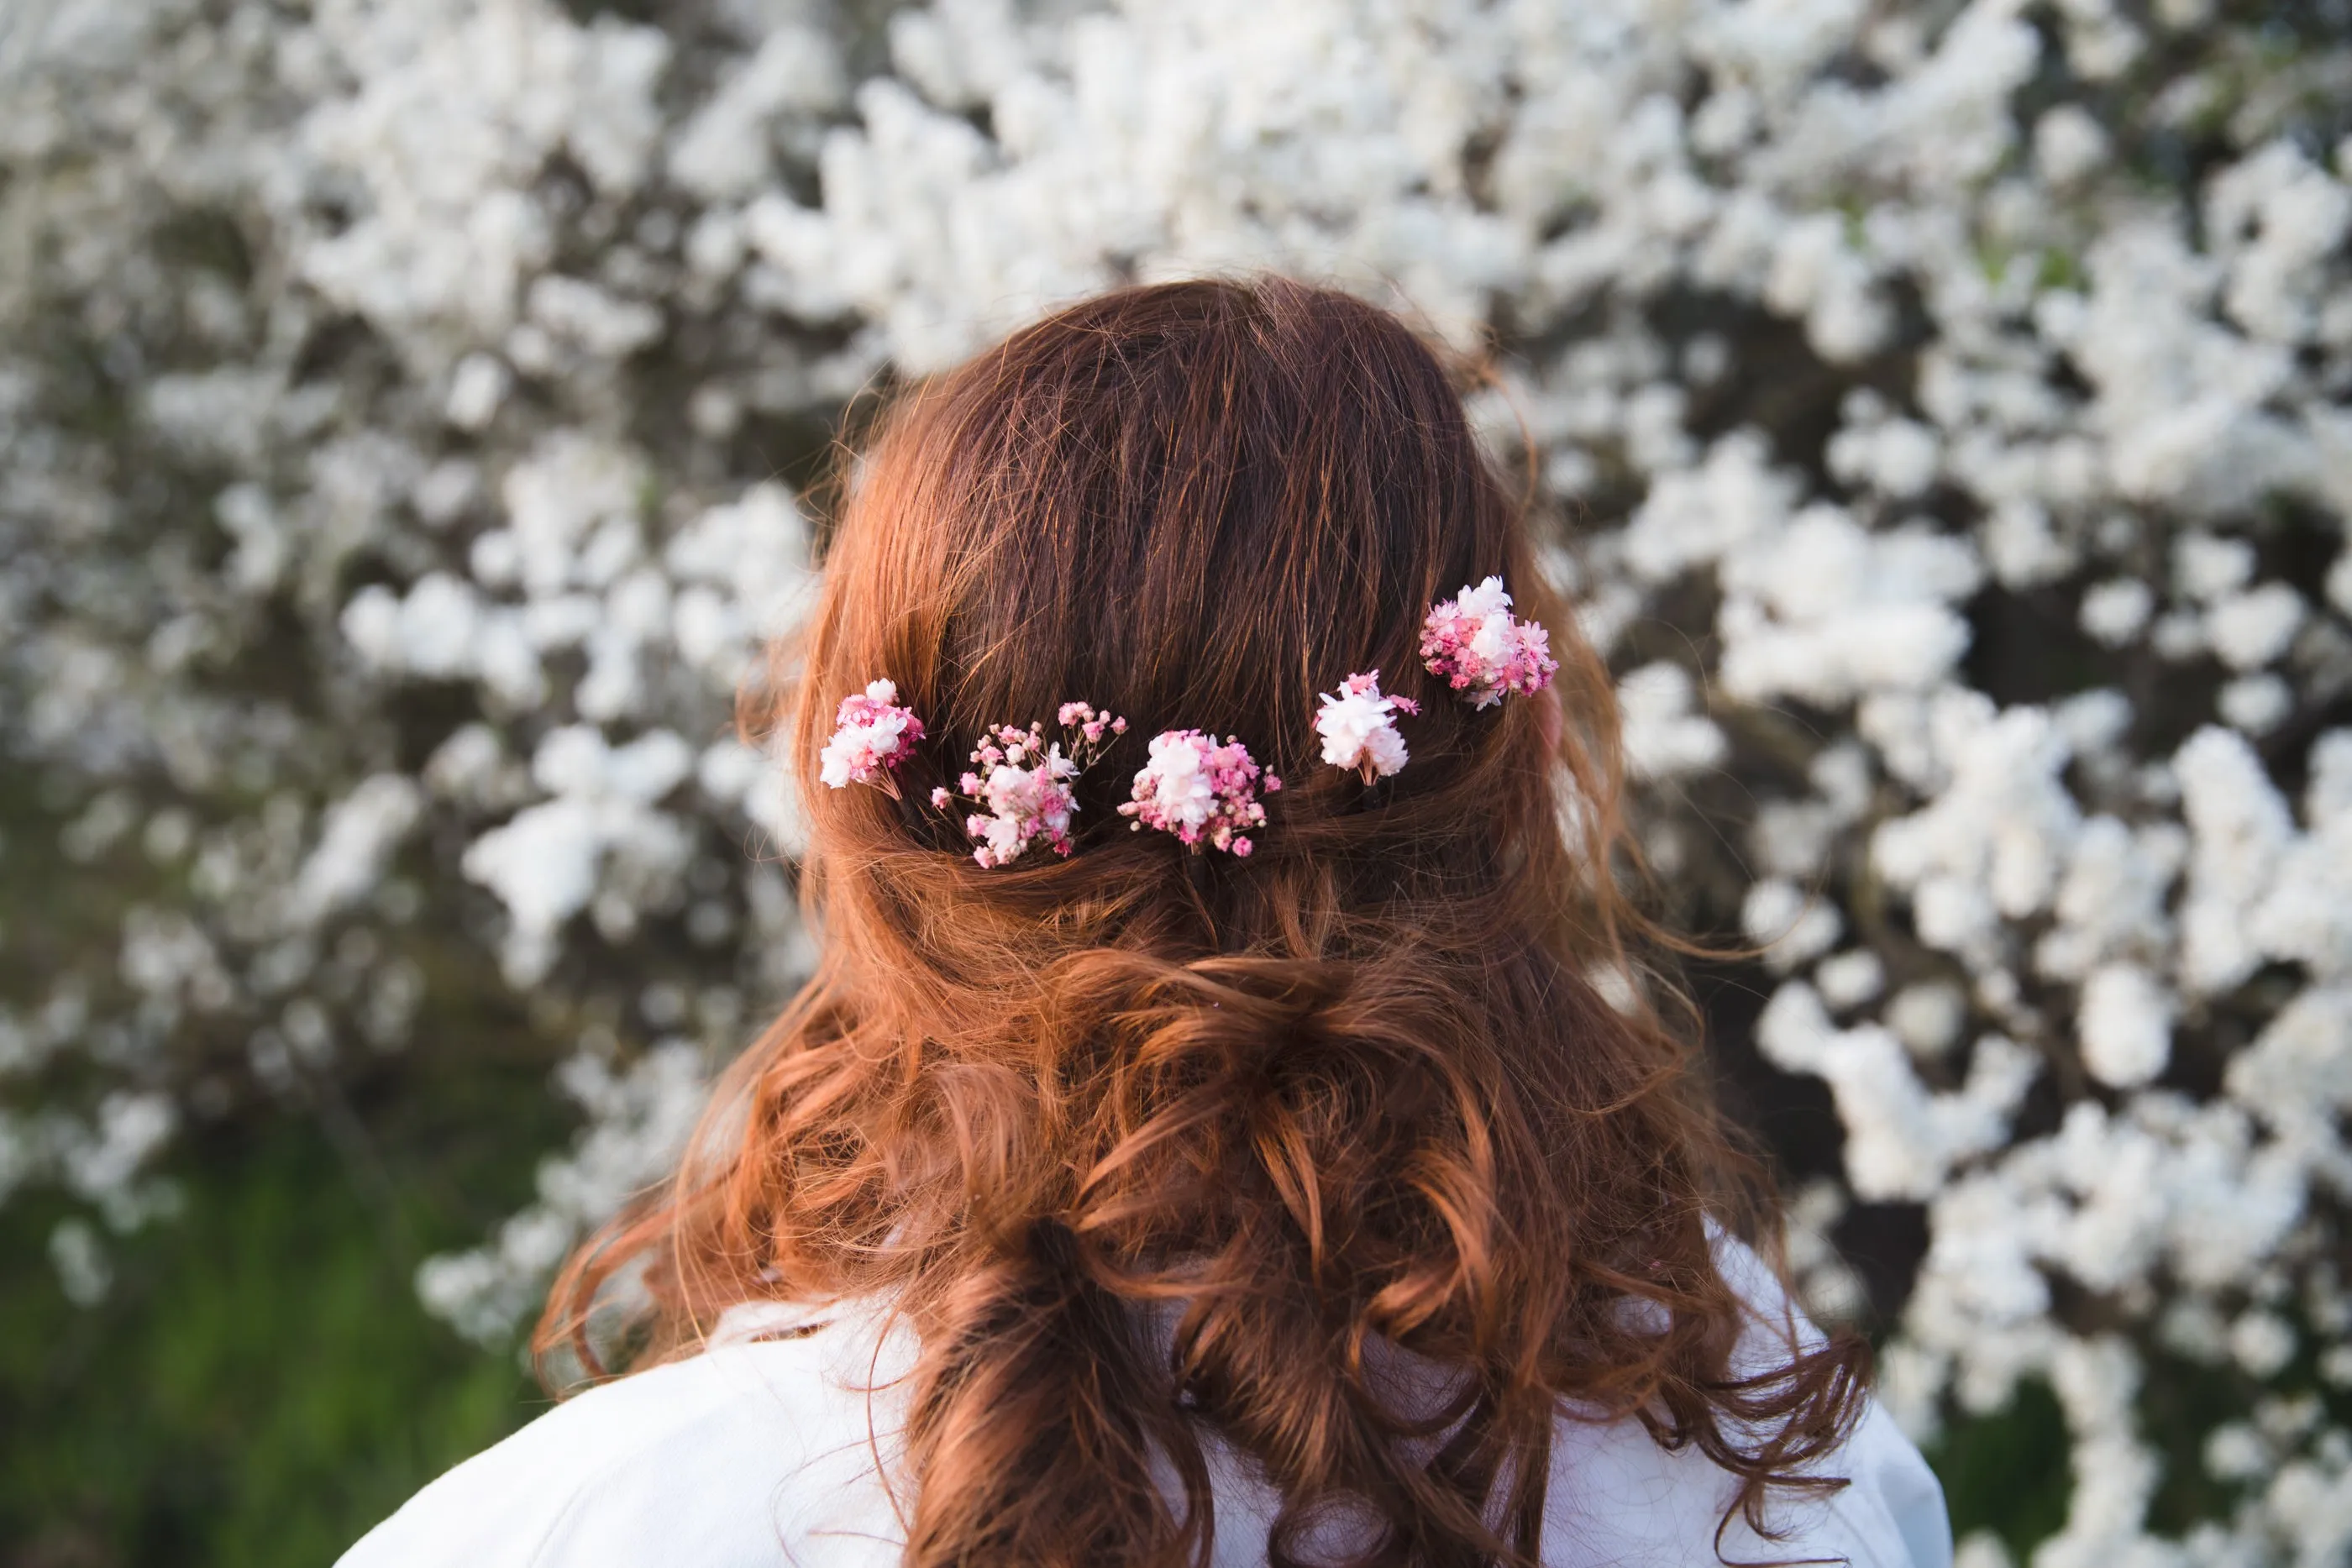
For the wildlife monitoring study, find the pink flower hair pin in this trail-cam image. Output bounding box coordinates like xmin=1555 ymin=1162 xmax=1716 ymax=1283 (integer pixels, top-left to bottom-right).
xmin=929 ymin=702 xmax=1126 ymax=868
xmin=1120 ymin=731 xmax=1279 ymax=857
xmin=819 ymin=679 xmax=926 ymax=797
xmin=1420 ymin=576 xmax=1558 ymax=710
xmin=1315 ymin=670 xmax=1418 ymax=784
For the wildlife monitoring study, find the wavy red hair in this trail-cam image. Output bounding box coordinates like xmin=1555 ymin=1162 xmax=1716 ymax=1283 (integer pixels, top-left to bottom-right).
xmin=539 ymin=277 xmax=1865 ymax=1566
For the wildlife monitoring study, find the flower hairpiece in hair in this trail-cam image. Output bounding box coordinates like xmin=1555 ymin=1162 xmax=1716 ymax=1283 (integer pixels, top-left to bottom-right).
xmin=930 ymin=702 xmax=1126 ymax=868
xmin=1315 ymin=670 xmax=1418 ymax=784
xmin=1120 ymin=731 xmax=1278 ymax=856
xmin=1420 ymin=577 xmax=1558 ymax=710
xmin=820 ymin=679 xmax=926 ymax=796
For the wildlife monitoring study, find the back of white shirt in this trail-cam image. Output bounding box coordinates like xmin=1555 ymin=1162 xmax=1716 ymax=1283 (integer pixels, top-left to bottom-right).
xmin=342 ymin=1258 xmax=1950 ymax=1568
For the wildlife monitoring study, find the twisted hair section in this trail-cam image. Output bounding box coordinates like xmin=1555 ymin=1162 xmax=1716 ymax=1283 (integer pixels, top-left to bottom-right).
xmin=538 ymin=278 xmax=1866 ymax=1566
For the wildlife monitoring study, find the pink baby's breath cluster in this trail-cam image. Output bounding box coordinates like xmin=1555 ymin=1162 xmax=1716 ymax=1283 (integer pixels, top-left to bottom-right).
xmin=930 ymin=702 xmax=1126 ymax=868
xmin=818 ymin=679 xmax=926 ymax=795
xmin=1419 ymin=577 xmax=1558 ymax=710
xmin=1315 ymin=669 xmax=1419 ymax=783
xmin=1057 ymin=701 xmax=1127 ymax=746
xmin=1119 ymin=730 xmax=1279 ymax=856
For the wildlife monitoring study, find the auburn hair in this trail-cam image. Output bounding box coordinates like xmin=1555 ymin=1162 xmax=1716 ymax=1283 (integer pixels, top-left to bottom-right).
xmin=538 ymin=277 xmax=1866 ymax=1566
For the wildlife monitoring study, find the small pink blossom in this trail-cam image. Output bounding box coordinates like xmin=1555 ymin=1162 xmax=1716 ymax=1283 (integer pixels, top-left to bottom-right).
xmin=1119 ymin=730 xmax=1275 ymax=855
xmin=962 ymin=725 xmax=1080 ymax=866
xmin=1315 ymin=669 xmax=1417 ymax=783
xmin=935 ymin=700 xmax=1126 ymax=866
xmin=1058 ymin=700 xmax=1130 ymax=744
xmin=819 ymin=679 xmax=925 ymax=796
xmin=1419 ymin=577 xmax=1557 ymax=710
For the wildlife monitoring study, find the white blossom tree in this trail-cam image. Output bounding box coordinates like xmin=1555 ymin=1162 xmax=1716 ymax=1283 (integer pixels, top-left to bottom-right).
xmin=4 ymin=0 xmax=2349 ymax=1559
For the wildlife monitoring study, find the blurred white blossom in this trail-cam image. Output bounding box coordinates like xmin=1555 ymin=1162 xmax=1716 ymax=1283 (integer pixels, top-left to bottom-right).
xmin=6 ymin=1 xmax=2351 ymax=1555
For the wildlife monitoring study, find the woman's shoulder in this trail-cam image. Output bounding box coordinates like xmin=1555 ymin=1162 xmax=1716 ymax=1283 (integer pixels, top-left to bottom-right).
xmin=1537 ymin=1228 xmax=1950 ymax=1568
xmin=337 ymin=1306 xmax=906 ymax=1568
xmin=1545 ymin=1387 xmax=1950 ymax=1568
xmin=342 ymin=1261 xmax=1949 ymax=1568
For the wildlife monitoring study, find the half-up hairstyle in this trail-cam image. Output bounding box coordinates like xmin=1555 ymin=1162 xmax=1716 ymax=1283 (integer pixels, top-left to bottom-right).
xmin=538 ymin=277 xmax=1867 ymax=1566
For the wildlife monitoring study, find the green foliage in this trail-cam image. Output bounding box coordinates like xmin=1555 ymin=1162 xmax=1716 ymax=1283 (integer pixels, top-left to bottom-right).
xmin=1932 ymin=1380 xmax=2076 ymax=1560
xmin=0 ymin=1088 xmax=558 ymax=1567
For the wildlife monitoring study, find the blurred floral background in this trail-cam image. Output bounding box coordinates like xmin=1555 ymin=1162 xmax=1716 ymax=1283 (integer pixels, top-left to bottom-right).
xmin=3 ymin=0 xmax=2349 ymax=1563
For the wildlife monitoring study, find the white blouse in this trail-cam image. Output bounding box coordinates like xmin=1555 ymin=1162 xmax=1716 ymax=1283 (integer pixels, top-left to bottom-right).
xmin=343 ymin=1245 xmax=1950 ymax=1567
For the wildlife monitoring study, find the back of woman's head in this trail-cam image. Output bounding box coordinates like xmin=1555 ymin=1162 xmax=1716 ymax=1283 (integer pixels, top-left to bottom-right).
xmin=542 ymin=277 xmax=1863 ymax=1567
